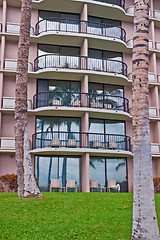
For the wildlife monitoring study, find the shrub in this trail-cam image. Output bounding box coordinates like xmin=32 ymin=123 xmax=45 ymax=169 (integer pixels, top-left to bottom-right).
xmin=153 ymin=178 xmax=160 ymax=193
xmin=0 ymin=174 xmax=18 ymax=192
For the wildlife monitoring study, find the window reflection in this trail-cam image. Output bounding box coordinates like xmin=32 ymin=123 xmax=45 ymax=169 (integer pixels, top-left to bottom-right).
xmin=89 ymin=157 xmax=127 ymax=192
xmin=88 ymin=49 xmax=122 ymax=73
xmin=36 ymin=117 xmax=80 ymax=148
xmin=88 ymin=83 xmax=124 ymax=110
xmin=38 ymin=44 xmax=80 ymax=70
xmin=89 ymin=119 xmax=125 ymax=150
xmin=38 ymin=11 xmax=80 ymax=34
xmin=37 ymin=79 xmax=80 ymax=107
xmin=36 ymin=156 xmax=80 ymax=192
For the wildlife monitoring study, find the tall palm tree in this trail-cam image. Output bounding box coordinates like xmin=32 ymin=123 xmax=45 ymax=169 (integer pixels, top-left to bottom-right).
xmin=132 ymin=0 xmax=159 ymax=238
xmin=15 ymin=0 xmax=42 ymax=197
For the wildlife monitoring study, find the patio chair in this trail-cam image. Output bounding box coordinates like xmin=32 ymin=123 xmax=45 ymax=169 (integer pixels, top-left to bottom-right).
xmin=66 ymin=179 xmax=77 ymax=192
xmin=73 ymin=100 xmax=81 ymax=107
xmin=108 ymin=141 xmax=118 ymax=149
xmin=104 ymin=103 xmax=112 ymax=109
xmin=50 ymin=179 xmax=66 ymax=192
xmin=90 ymin=102 xmax=98 ymax=108
xmin=67 ymin=139 xmax=77 ymax=148
xmin=89 ymin=179 xmax=105 ymax=192
xmin=50 ymin=139 xmax=60 ymax=148
xmin=107 ymin=180 xmax=120 ymax=193
xmin=92 ymin=140 xmax=102 ymax=148
xmin=52 ymin=99 xmax=62 ymax=106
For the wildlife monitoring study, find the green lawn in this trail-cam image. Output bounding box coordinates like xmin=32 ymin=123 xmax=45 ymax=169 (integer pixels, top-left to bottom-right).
xmin=0 ymin=193 xmax=160 ymax=240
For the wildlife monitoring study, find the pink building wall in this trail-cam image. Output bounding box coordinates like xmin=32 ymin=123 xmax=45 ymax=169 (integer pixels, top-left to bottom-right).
xmin=0 ymin=0 xmax=160 ymax=193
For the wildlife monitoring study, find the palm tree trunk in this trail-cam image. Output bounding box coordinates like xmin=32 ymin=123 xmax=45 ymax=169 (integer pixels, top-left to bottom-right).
xmin=15 ymin=0 xmax=42 ymax=198
xmin=132 ymin=0 xmax=159 ymax=238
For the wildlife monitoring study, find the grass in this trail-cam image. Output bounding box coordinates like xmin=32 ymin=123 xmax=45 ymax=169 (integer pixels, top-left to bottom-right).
xmin=0 ymin=193 xmax=160 ymax=240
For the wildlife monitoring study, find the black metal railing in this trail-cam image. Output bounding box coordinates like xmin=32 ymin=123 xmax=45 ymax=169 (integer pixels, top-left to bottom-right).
xmin=93 ymin=0 xmax=125 ymax=9
xmin=35 ymin=18 xmax=126 ymax=42
xmin=32 ymin=131 xmax=131 ymax=151
xmin=33 ymin=91 xmax=129 ymax=113
xmin=34 ymin=54 xmax=127 ymax=76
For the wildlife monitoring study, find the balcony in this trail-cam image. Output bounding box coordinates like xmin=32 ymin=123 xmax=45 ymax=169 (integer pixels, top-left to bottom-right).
xmin=6 ymin=22 xmax=34 ymax=35
xmin=2 ymin=97 xmax=32 ymax=109
xmin=0 ymin=137 xmax=15 ymax=150
xmin=127 ymin=39 xmax=153 ymax=50
xmin=156 ymin=42 xmax=160 ymax=51
xmin=126 ymin=6 xmax=151 ymax=17
xmin=92 ymin=0 xmax=125 ymax=9
xmin=154 ymin=10 xmax=160 ymax=20
xmin=149 ymin=107 xmax=157 ymax=118
xmin=33 ymin=91 xmax=129 ymax=113
xmin=34 ymin=54 xmax=127 ymax=76
xmin=35 ymin=18 xmax=126 ymax=43
xmin=32 ymin=131 xmax=131 ymax=152
xmin=4 ymin=59 xmax=33 ymax=72
xmin=128 ymin=72 xmax=156 ymax=83
xmin=151 ymin=143 xmax=160 ymax=155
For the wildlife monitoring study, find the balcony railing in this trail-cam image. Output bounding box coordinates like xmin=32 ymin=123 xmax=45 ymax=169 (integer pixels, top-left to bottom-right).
xmin=32 ymin=131 xmax=131 ymax=151
xmin=5 ymin=59 xmax=33 ymax=72
xmin=92 ymin=0 xmax=125 ymax=9
xmin=6 ymin=22 xmax=34 ymax=35
xmin=33 ymin=91 xmax=129 ymax=113
xmin=35 ymin=18 xmax=126 ymax=42
xmin=34 ymin=54 xmax=127 ymax=76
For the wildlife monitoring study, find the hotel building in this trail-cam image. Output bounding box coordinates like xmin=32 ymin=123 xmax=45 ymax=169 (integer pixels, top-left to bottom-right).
xmin=0 ymin=0 xmax=160 ymax=192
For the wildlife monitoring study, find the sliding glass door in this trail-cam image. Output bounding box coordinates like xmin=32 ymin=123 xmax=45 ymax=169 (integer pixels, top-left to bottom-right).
xmin=36 ymin=156 xmax=81 ymax=192
xmin=89 ymin=157 xmax=128 ymax=192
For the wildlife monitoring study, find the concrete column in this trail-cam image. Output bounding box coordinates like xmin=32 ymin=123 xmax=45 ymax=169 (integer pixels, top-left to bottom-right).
xmin=80 ymin=4 xmax=88 ymax=21
xmin=81 ymin=153 xmax=90 ymax=192
xmin=80 ymin=4 xmax=88 ymax=33
xmin=80 ymin=38 xmax=88 ymax=72
xmin=80 ymin=38 xmax=88 ymax=57
xmin=81 ymin=75 xmax=88 ymax=107
xmin=1 ymin=36 xmax=5 ymax=69
xmin=2 ymin=0 xmax=7 ymax=33
xmin=81 ymin=112 xmax=89 ymax=133
xmin=127 ymin=158 xmax=133 ymax=193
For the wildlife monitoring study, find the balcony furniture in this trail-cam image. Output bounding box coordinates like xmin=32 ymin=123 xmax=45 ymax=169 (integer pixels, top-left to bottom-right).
xmin=50 ymin=139 xmax=60 ymax=148
xmin=66 ymin=179 xmax=77 ymax=192
xmin=151 ymin=143 xmax=160 ymax=154
xmin=104 ymin=103 xmax=112 ymax=109
xmin=73 ymin=100 xmax=81 ymax=107
xmin=90 ymin=102 xmax=98 ymax=108
xmin=107 ymin=180 xmax=120 ymax=193
xmin=50 ymin=179 xmax=66 ymax=192
xmin=35 ymin=19 xmax=126 ymax=42
xmin=34 ymin=55 xmax=127 ymax=77
xmin=89 ymin=179 xmax=107 ymax=192
xmin=108 ymin=141 xmax=118 ymax=149
xmin=52 ymin=99 xmax=62 ymax=106
xmin=92 ymin=140 xmax=102 ymax=148
xmin=32 ymin=132 xmax=131 ymax=152
xmin=67 ymin=139 xmax=77 ymax=148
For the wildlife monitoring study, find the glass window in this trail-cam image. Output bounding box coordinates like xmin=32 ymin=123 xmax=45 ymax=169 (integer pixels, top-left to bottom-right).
xmin=39 ymin=11 xmax=59 ymax=21
xmin=107 ymin=158 xmax=127 ymax=192
xmin=38 ymin=44 xmax=80 ymax=56
xmin=89 ymin=119 xmax=104 ymax=134
xmin=104 ymin=84 xmax=123 ymax=97
xmin=89 ymin=157 xmax=128 ymax=192
xmin=36 ymin=156 xmax=80 ymax=192
xmin=105 ymin=120 xmax=125 ymax=135
xmin=90 ymin=157 xmax=106 ymax=190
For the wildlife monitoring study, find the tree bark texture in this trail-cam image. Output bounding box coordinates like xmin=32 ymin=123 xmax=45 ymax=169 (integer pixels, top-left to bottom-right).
xmin=132 ymin=0 xmax=159 ymax=239
xmin=15 ymin=0 xmax=42 ymax=198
